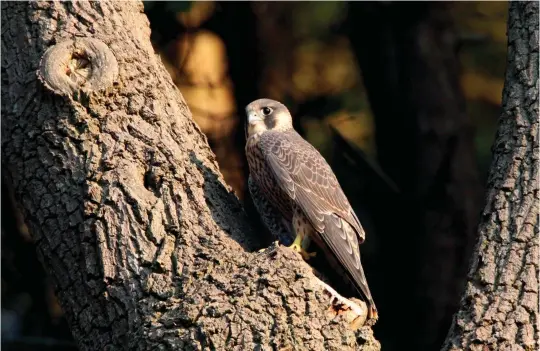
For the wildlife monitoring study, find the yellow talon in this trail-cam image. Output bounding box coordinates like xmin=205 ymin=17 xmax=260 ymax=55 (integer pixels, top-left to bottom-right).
xmin=288 ymin=234 xmax=317 ymax=260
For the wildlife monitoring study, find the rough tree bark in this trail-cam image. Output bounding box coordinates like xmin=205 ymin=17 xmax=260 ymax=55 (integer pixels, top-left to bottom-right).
xmin=348 ymin=3 xmax=482 ymax=350
xmin=1 ymin=2 xmax=379 ymax=351
xmin=443 ymin=2 xmax=539 ymax=350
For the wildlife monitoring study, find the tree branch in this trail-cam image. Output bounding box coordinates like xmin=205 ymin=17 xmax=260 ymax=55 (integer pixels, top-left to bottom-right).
xmin=442 ymin=2 xmax=539 ymax=350
xmin=1 ymin=2 xmax=379 ymax=350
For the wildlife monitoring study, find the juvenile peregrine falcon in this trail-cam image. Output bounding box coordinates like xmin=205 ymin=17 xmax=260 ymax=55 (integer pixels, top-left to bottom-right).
xmin=245 ymin=98 xmax=378 ymax=321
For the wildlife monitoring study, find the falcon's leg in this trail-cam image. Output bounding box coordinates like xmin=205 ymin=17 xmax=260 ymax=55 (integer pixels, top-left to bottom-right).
xmin=289 ymin=209 xmax=317 ymax=260
xmin=289 ymin=233 xmax=317 ymax=260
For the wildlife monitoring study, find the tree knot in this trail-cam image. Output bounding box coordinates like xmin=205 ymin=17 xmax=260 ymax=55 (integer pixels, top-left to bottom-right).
xmin=38 ymin=37 xmax=118 ymax=96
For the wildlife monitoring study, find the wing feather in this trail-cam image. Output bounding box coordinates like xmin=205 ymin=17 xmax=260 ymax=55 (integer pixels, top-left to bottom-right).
xmin=260 ymin=131 xmax=365 ymax=241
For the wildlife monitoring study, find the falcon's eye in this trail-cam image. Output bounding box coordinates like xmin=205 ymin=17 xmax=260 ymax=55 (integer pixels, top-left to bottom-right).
xmin=261 ymin=107 xmax=273 ymax=116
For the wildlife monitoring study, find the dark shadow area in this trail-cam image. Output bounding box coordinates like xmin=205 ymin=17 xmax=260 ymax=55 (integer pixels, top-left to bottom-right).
xmin=1 ymin=183 xmax=75 ymax=351
xmin=347 ymin=3 xmax=484 ymax=349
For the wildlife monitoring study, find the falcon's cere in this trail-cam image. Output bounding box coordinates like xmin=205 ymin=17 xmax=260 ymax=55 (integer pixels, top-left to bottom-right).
xmin=245 ymin=98 xmax=378 ymax=321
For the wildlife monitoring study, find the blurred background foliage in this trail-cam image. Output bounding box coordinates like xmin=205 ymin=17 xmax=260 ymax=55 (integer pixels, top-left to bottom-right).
xmin=2 ymin=2 xmax=507 ymax=351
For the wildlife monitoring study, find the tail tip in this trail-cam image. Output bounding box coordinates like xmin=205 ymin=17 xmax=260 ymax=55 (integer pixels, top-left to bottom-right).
xmin=367 ymin=305 xmax=379 ymax=324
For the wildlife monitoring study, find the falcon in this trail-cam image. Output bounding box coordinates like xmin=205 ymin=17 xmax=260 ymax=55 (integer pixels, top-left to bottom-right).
xmin=245 ymin=98 xmax=378 ymax=321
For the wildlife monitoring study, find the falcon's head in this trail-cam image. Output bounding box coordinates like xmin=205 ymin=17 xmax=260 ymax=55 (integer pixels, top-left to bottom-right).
xmin=245 ymin=98 xmax=293 ymax=138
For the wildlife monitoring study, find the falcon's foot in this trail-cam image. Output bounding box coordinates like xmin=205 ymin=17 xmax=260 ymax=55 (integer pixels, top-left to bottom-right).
xmin=288 ymin=234 xmax=316 ymax=260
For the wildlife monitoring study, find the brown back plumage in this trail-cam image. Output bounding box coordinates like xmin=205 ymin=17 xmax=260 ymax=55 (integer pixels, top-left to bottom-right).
xmin=259 ymin=130 xmax=365 ymax=241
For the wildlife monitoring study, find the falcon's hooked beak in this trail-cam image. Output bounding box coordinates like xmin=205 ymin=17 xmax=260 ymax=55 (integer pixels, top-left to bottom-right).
xmin=246 ymin=110 xmax=266 ymax=137
xmin=247 ymin=112 xmax=263 ymax=125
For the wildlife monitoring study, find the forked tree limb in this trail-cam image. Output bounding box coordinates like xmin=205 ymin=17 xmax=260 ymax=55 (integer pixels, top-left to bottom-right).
xmin=1 ymin=2 xmax=379 ymax=350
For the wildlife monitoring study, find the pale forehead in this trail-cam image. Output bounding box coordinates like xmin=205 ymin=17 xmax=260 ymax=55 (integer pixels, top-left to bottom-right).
xmin=247 ymin=98 xmax=287 ymax=111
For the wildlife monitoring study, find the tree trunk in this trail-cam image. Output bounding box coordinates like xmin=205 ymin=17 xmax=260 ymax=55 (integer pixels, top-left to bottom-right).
xmin=348 ymin=3 xmax=482 ymax=350
xmin=1 ymin=2 xmax=378 ymax=350
xmin=442 ymin=2 xmax=539 ymax=350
